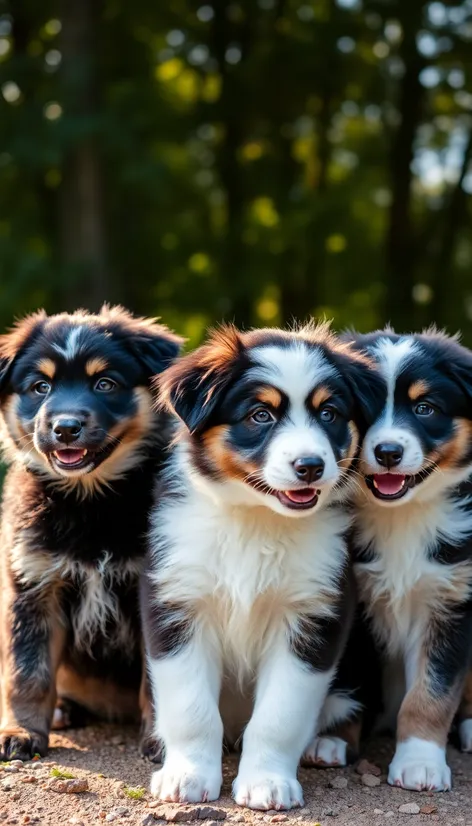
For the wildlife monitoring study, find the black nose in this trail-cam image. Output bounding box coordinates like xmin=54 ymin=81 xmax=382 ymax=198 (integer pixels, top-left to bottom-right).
xmin=374 ymin=442 xmax=404 ymax=468
xmin=293 ymin=456 xmax=325 ymax=484
xmin=52 ymin=418 xmax=83 ymax=444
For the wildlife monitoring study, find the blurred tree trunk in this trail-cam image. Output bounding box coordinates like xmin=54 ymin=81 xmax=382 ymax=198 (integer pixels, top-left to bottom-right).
xmin=212 ymin=4 xmax=253 ymax=327
xmin=429 ymin=130 xmax=472 ymax=327
xmin=384 ymin=1 xmax=426 ymax=331
xmin=59 ymin=0 xmax=111 ymax=311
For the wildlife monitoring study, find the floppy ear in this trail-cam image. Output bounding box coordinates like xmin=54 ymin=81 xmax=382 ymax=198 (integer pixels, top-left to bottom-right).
xmin=332 ymin=348 xmax=386 ymax=430
xmin=128 ymin=325 xmax=184 ymax=378
xmin=443 ymin=344 xmax=472 ymax=408
xmin=98 ymin=304 xmax=184 ymax=379
xmin=157 ymin=325 xmax=245 ymax=435
xmin=0 ymin=310 xmax=47 ymax=398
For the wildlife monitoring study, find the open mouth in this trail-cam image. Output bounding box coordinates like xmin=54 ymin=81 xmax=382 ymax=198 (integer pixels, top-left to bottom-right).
xmin=51 ymin=448 xmax=91 ymax=470
xmin=365 ymin=473 xmax=413 ymax=501
xmin=275 ymin=488 xmax=320 ymax=510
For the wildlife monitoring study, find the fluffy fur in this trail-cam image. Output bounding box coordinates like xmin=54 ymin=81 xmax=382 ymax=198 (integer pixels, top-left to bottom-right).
xmin=324 ymin=328 xmax=472 ymax=792
xmin=141 ymin=323 xmax=384 ymax=810
xmin=0 ymin=306 xmax=182 ymax=760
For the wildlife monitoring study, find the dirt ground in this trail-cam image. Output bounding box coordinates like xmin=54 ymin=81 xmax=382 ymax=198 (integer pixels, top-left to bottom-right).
xmin=2 ymin=725 xmax=472 ymax=826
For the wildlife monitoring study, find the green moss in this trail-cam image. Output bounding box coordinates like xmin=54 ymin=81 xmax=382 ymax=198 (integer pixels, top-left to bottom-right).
xmin=50 ymin=767 xmax=76 ymax=779
xmin=123 ymin=785 xmax=146 ymax=800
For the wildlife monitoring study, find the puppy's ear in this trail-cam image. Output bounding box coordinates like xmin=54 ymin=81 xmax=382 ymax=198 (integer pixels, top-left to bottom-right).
xmin=444 ymin=344 xmax=472 ymax=406
xmin=0 ymin=311 xmax=47 ymax=397
xmin=99 ymin=305 xmax=184 ymax=379
xmin=158 ymin=325 xmax=245 ymax=435
xmin=332 ymin=347 xmax=386 ymax=430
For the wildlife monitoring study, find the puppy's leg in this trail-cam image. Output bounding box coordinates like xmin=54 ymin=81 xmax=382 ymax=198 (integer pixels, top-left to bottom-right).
xmin=388 ymin=612 xmax=471 ymax=792
xmin=458 ymin=670 xmax=472 ymax=752
xmin=233 ymin=634 xmax=335 ymax=811
xmin=0 ymin=583 xmax=65 ymax=760
xmin=147 ymin=634 xmax=223 ymax=803
xmin=139 ymin=663 xmax=162 ymax=763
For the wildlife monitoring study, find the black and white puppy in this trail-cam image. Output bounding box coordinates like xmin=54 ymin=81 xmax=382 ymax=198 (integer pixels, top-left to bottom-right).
xmin=141 ymin=323 xmax=383 ymax=810
xmin=0 ymin=306 xmax=182 ymax=760
xmin=324 ymin=328 xmax=472 ymax=792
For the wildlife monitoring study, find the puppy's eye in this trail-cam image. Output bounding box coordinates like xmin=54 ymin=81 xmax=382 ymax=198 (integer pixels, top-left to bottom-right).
xmin=32 ymin=380 xmax=51 ymax=396
xmin=251 ymin=409 xmax=275 ymax=424
xmin=319 ymin=405 xmax=337 ymax=423
xmin=414 ymin=402 xmax=435 ymax=417
xmin=95 ymin=377 xmax=117 ymax=393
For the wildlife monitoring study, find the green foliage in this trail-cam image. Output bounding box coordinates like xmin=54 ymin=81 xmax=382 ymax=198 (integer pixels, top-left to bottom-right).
xmin=50 ymin=767 xmax=76 ymax=779
xmin=0 ymin=1 xmax=471 ymax=343
xmin=123 ymin=785 xmax=146 ymax=799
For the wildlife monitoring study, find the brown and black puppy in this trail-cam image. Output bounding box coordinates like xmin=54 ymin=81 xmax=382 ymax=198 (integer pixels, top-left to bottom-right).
xmin=0 ymin=305 xmax=182 ymax=760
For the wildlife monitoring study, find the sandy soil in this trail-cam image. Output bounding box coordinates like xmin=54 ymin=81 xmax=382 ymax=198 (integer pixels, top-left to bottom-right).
xmin=1 ymin=725 xmax=471 ymax=826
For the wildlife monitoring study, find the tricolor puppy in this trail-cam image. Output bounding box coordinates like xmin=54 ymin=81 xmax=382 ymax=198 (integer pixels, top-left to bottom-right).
xmin=141 ymin=323 xmax=383 ymax=810
xmin=327 ymin=328 xmax=472 ymax=792
xmin=0 ymin=306 xmax=181 ymax=760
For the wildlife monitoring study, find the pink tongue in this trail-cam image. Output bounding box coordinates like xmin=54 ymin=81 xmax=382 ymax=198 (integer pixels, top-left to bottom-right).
xmin=55 ymin=449 xmax=86 ymax=465
xmin=284 ymin=488 xmax=317 ymax=504
xmin=373 ymin=474 xmax=405 ymax=495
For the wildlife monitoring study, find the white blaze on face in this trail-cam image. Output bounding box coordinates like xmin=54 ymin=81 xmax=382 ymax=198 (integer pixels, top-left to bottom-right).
xmin=52 ymin=326 xmax=85 ymax=361
xmin=362 ymin=337 xmax=425 ymax=475
xmin=250 ymin=344 xmax=341 ymax=493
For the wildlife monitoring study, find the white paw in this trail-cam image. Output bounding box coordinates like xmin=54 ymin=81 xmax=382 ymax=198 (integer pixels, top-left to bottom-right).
xmin=150 ymin=760 xmax=222 ymax=803
xmin=301 ymin=736 xmax=347 ymax=767
xmin=388 ymin=738 xmax=451 ymax=792
xmin=233 ymin=772 xmax=304 ymax=810
xmin=459 ymin=719 xmax=472 ymax=753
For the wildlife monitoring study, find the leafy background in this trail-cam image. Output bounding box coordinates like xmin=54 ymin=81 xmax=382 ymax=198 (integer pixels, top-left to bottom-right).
xmin=1 ymin=0 xmax=472 ymax=346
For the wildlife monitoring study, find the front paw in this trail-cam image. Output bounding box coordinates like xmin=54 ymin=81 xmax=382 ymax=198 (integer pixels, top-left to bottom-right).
xmin=388 ymin=739 xmax=451 ymax=792
xmin=233 ymin=772 xmax=304 ymax=810
xmin=301 ymin=735 xmax=347 ymax=768
xmin=150 ymin=760 xmax=222 ymax=803
xmin=0 ymin=726 xmax=48 ymax=761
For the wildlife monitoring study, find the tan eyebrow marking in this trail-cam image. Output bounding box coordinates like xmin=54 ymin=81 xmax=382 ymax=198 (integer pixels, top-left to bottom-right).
xmin=85 ymin=357 xmax=109 ymax=376
xmin=311 ymin=385 xmax=331 ymax=409
xmin=37 ymin=359 xmax=56 ymax=379
xmin=255 ymin=387 xmax=283 ymax=409
xmin=408 ymin=380 xmax=430 ymax=401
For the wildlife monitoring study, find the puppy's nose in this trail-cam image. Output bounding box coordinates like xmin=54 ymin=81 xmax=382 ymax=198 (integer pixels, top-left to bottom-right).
xmin=293 ymin=456 xmax=325 ymax=484
xmin=374 ymin=442 xmax=404 ymax=468
xmin=52 ymin=418 xmax=83 ymax=444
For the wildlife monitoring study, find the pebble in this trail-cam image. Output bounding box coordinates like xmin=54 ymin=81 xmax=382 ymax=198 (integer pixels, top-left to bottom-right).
xmin=329 ymin=776 xmax=348 ymax=789
xmin=229 ymin=816 xmax=245 ymax=823
xmin=106 ymin=817 xmax=118 ymax=823
xmin=374 ymin=810 xmax=384 ymax=815
xmin=10 ymin=761 xmax=24 ymax=768
xmin=398 ymin=803 xmax=420 ymax=815
xmin=270 ymin=817 xmax=288 ymax=823
xmin=361 ymin=773 xmax=381 ymax=787
xmin=46 ymin=777 xmax=89 ymax=794
xmin=159 ymin=808 xmax=200 ymax=823
xmin=3 ymin=765 xmax=19 ymax=773
xmin=142 ymin=817 xmax=156 ymax=826
xmin=111 ymin=808 xmax=130 ymax=817
xmin=420 ymin=805 xmax=438 ymax=815
xmin=198 ymin=809 xmax=226 ymax=821
xmin=384 ymin=812 xmax=394 ymax=818
xmin=20 ymin=776 xmax=37 ymax=784
xmin=356 ymin=759 xmax=382 ymax=777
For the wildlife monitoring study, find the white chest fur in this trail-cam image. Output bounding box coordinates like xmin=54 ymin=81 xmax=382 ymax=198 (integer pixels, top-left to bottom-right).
xmin=150 ymin=483 xmax=350 ymax=680
xmin=353 ymin=494 xmax=472 ymax=655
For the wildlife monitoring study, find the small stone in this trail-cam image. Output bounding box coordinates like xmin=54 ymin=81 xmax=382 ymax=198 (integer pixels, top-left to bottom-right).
xmin=20 ymin=776 xmax=37 ymax=784
xmin=10 ymin=761 xmax=24 ymax=768
xmin=198 ymin=809 xmax=226 ymax=821
xmin=356 ymin=759 xmax=381 ymax=777
xmin=111 ymin=808 xmax=130 ymax=817
xmin=420 ymin=805 xmax=438 ymax=815
xmin=361 ymin=773 xmax=381 ymax=787
xmin=270 ymin=817 xmax=288 ymax=823
xmin=398 ymin=803 xmax=420 ymax=815
xmin=329 ymin=776 xmax=348 ymax=790
xmin=384 ymin=813 xmax=394 ymax=819
xmin=111 ymin=736 xmax=125 ymax=746
xmin=374 ymin=810 xmax=383 ymax=815
xmin=106 ymin=817 xmax=118 ymax=823
xmin=142 ymin=817 xmax=156 ymax=826
xmin=1 ymin=783 xmax=12 ymax=792
xmin=22 ymin=818 xmax=30 ymax=824
xmin=12 ymin=792 xmax=21 ymax=800
xmin=46 ymin=777 xmax=89 ymax=794
xmin=161 ymin=808 xmax=200 ymax=823
xmin=3 ymin=765 xmax=19 ymax=773
xmin=230 ymin=817 xmax=245 ymax=823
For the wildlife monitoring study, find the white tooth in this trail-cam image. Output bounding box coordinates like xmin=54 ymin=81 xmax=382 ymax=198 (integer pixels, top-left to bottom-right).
xmin=401 ymin=479 xmax=405 ymax=487
xmin=82 ymin=449 xmax=87 ymax=456
xmin=373 ymin=479 xmax=379 ymax=489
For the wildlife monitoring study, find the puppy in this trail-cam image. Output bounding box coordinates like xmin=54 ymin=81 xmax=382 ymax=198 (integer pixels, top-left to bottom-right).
xmin=0 ymin=306 xmax=182 ymax=760
xmin=141 ymin=323 xmax=383 ymax=810
xmin=323 ymin=328 xmax=472 ymax=791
